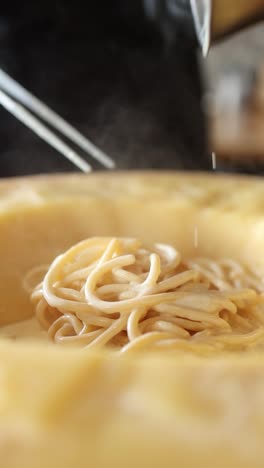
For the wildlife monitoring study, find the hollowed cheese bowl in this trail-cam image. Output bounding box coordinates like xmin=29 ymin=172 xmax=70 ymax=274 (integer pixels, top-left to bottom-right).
xmin=1 ymin=171 xmax=264 ymax=468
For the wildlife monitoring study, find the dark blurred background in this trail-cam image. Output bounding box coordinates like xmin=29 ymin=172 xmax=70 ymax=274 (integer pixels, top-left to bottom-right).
xmin=0 ymin=0 xmax=210 ymax=176
xmin=0 ymin=1 xmax=263 ymax=177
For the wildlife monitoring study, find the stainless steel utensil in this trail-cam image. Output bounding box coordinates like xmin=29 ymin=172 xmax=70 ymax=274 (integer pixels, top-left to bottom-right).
xmin=191 ymin=0 xmax=264 ymax=55
xmin=0 ymin=69 xmax=115 ymax=173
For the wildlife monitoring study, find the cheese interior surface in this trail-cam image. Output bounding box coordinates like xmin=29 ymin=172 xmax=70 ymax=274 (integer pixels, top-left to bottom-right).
xmin=1 ymin=171 xmax=264 ymax=328
xmin=0 ymin=317 xmax=47 ymax=341
xmin=1 ymin=171 xmax=264 ymax=468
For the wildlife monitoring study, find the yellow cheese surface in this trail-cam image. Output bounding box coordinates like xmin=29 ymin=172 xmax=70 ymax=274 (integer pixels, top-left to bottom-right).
xmin=1 ymin=171 xmax=264 ymax=467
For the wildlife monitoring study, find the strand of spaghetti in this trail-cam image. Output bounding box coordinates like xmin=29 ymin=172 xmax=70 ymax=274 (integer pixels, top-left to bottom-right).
xmin=121 ymin=332 xmax=175 ymax=354
xmin=153 ymin=304 xmax=231 ymax=329
xmin=171 ymin=294 xmax=237 ymax=315
xmin=52 ymin=323 xmax=75 ymax=342
xmin=155 ymin=270 xmax=200 ymax=293
xmin=147 ymin=319 xmax=190 ymax=338
xmin=54 ymin=288 xmax=84 ymax=301
xmin=189 ymin=258 xmax=225 ymax=277
xmin=64 ymin=251 xmax=106 ymax=277
xmin=159 ymin=314 xmax=206 ymax=332
xmin=152 ymin=243 xmax=181 ymax=274
xmin=61 ymin=238 xmax=114 ymax=267
xmin=34 ymin=298 xmax=50 ymax=328
xmin=218 ymin=258 xmax=245 ymax=274
xmin=224 ymin=311 xmax=253 ymax=332
xmin=52 ymin=316 xmax=95 ymax=337
xmin=42 ymin=254 xmax=103 ymax=313
xmin=112 ymin=268 xmax=141 ymax=284
xmin=220 ymin=289 xmax=257 ymax=301
xmin=75 ymin=312 xmax=114 ymax=328
xmin=53 ymin=330 xmax=102 ymax=348
xmin=96 ymin=284 xmax=130 ymax=296
xmin=192 ymin=257 xmax=264 ymax=293
xmin=47 ymin=316 xmax=72 ymax=339
xmin=87 ymin=287 xmax=195 ymax=315
xmin=141 ymin=253 xmax=160 ymax=287
xmin=97 ymin=238 xmax=119 ymax=266
xmin=61 ymin=313 xmax=84 ymax=335
xmin=58 ymin=237 xmax=124 ymax=279
xmin=186 ymin=261 xmax=231 ymax=290
xmin=35 ymin=298 xmax=61 ymax=330
xmin=52 ymin=325 xmax=103 ymax=346
xmin=86 ymin=316 xmax=128 ymax=349
xmin=118 ymin=290 xmax=138 ymax=300
xmin=31 ymin=287 xmax=44 ymax=304
xmin=127 ymin=307 xmax=147 ymax=341
xmin=64 ymin=264 xmax=98 ymax=284
xmin=140 ymin=312 xmax=229 ymax=333
xmin=179 ymin=282 xmax=210 ymax=292
xmin=194 ymin=327 xmax=264 ymax=346
xmin=98 ymin=237 xmax=142 ymax=269
xmin=239 ymin=275 xmax=264 ymax=292
xmin=84 ymin=256 xmax=199 ymax=312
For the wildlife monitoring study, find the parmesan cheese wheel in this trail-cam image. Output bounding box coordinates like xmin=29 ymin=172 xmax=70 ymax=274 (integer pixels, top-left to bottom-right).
xmin=1 ymin=171 xmax=264 ymax=468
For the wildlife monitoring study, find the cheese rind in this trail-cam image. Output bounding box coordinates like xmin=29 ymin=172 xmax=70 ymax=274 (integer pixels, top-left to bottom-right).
xmin=1 ymin=341 xmax=264 ymax=468
xmin=1 ymin=171 xmax=264 ymax=468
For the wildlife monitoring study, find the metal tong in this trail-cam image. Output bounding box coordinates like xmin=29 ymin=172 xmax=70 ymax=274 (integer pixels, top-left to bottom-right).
xmin=0 ymin=69 xmax=115 ymax=173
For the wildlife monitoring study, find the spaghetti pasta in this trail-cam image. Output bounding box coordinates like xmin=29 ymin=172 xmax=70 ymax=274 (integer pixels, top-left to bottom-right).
xmin=28 ymin=237 xmax=264 ymax=353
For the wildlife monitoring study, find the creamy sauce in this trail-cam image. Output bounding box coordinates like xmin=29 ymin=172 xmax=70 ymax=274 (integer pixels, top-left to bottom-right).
xmin=0 ymin=317 xmax=48 ymax=341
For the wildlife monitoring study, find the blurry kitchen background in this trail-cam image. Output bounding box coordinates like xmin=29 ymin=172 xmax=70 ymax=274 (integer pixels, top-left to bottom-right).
xmin=0 ymin=1 xmax=263 ymax=176
xmin=206 ymin=24 xmax=264 ymax=174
